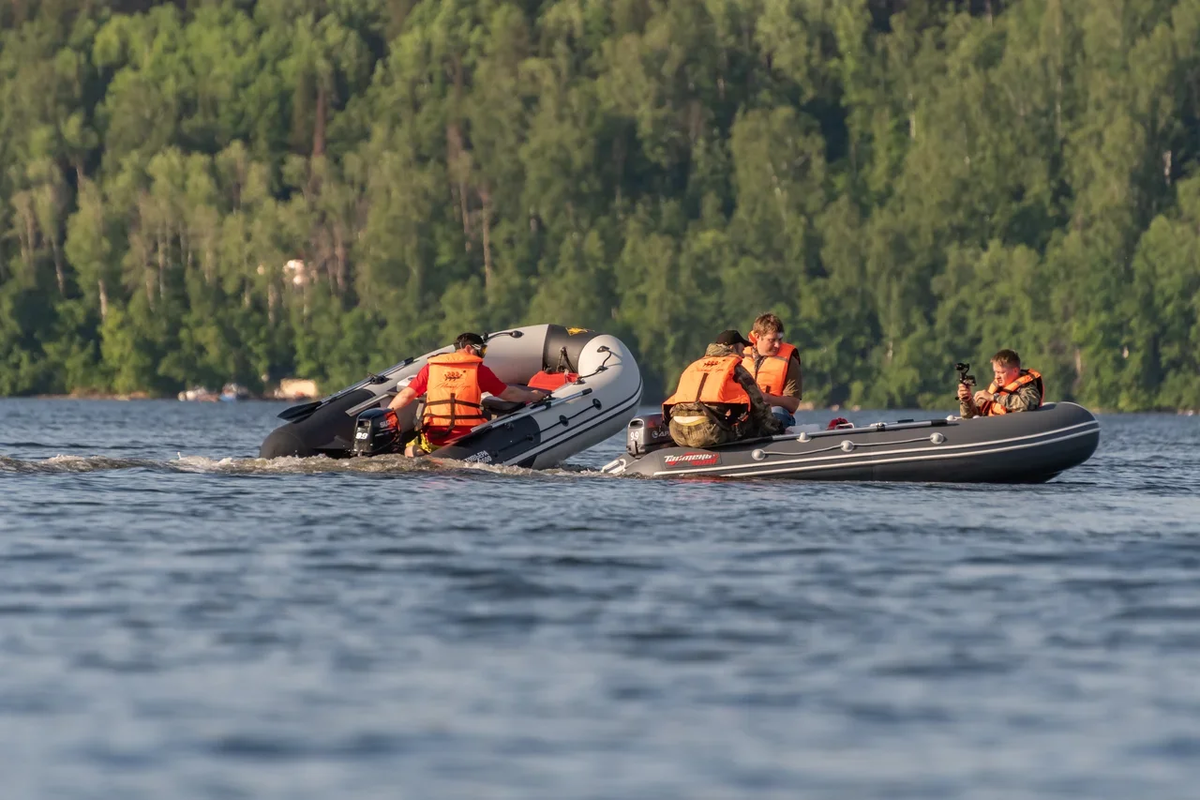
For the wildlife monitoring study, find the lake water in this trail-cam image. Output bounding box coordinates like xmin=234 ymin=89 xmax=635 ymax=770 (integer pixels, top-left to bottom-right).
xmin=2 ymin=398 xmax=1199 ymax=799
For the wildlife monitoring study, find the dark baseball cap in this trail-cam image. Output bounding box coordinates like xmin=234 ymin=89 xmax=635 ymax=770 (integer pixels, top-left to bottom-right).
xmin=714 ymin=329 xmax=752 ymax=348
xmin=454 ymin=332 xmax=485 ymax=350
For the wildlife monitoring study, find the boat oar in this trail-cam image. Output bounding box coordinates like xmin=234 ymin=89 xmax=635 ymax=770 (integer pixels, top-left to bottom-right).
xmin=435 ymin=387 xmax=597 ymax=452
xmin=276 ymin=358 xmax=416 ymax=422
xmin=470 ymin=387 xmax=595 ymax=429
xmin=526 ymin=387 xmax=594 ymax=413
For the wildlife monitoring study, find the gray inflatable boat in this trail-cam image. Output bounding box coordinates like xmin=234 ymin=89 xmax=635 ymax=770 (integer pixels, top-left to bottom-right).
xmin=602 ymin=402 xmax=1099 ymax=483
xmin=261 ymin=324 xmax=643 ymax=468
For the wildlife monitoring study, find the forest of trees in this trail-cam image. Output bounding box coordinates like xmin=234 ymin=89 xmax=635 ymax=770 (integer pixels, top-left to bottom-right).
xmin=0 ymin=0 xmax=1197 ymax=409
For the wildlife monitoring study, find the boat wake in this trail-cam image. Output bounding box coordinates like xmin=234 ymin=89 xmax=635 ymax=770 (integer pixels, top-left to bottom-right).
xmin=0 ymin=453 xmax=602 ymax=478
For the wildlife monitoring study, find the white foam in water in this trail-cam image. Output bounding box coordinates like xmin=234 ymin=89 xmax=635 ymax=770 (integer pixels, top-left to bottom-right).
xmin=161 ymin=451 xmax=577 ymax=478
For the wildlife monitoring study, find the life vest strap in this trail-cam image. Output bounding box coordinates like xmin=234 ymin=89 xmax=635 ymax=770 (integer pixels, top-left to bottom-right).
xmin=424 ymin=394 xmax=486 ymax=428
xmin=697 ymin=401 xmax=739 ymax=432
xmin=423 ymin=398 xmax=484 ymax=409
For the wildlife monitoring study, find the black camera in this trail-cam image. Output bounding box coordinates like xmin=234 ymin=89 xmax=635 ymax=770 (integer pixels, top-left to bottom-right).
xmin=955 ymin=362 xmax=976 ymax=388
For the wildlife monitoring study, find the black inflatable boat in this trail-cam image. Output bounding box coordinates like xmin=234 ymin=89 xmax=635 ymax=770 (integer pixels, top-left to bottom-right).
xmin=602 ymin=402 xmax=1100 ymax=482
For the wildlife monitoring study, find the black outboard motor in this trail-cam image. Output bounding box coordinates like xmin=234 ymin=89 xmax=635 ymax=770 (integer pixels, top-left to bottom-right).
xmin=626 ymin=414 xmax=673 ymax=456
xmin=352 ymin=408 xmax=402 ymax=457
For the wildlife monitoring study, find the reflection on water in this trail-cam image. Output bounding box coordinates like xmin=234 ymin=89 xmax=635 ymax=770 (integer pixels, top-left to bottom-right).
xmin=1 ymin=399 xmax=1198 ymax=799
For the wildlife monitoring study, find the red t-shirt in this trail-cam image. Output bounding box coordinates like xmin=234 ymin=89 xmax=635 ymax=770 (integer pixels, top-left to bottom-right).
xmin=408 ymin=362 xmax=508 ymax=443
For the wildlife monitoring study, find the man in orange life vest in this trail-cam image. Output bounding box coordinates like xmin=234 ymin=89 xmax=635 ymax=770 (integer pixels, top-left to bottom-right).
xmin=742 ymin=312 xmax=803 ymax=429
xmin=958 ymin=349 xmax=1044 ymax=418
xmin=385 ymin=332 xmax=548 ymax=456
xmin=662 ymin=330 xmax=785 ymax=448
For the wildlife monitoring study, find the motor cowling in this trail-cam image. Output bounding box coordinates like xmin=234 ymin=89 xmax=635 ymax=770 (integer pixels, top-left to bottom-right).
xmin=626 ymin=413 xmax=673 ymax=456
xmin=352 ymin=408 xmax=402 ymax=457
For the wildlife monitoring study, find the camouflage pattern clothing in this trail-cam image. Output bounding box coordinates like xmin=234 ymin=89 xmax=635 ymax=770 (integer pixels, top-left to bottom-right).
xmin=668 ymin=343 xmax=785 ymax=448
xmin=960 ymin=374 xmax=1043 ymax=418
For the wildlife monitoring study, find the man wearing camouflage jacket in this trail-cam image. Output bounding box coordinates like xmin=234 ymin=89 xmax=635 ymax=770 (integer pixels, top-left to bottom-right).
xmin=664 ymin=330 xmax=786 ymax=448
xmin=958 ymin=349 xmax=1044 ymax=418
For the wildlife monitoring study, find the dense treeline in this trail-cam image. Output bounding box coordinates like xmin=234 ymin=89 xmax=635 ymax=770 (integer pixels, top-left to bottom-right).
xmin=0 ymin=0 xmax=1197 ymax=409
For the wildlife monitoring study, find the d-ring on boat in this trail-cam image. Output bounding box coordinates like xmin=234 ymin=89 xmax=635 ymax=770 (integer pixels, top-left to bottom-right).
xmin=603 ymin=403 xmax=1100 ymax=482
xmin=260 ymin=325 xmax=643 ymax=467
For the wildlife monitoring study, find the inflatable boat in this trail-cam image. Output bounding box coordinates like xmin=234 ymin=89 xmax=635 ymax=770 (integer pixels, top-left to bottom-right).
xmin=602 ymin=402 xmax=1099 ymax=482
xmin=261 ymin=324 xmax=642 ymax=467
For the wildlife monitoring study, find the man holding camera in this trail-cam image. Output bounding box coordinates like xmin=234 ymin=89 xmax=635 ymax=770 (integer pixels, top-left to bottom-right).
xmin=957 ymin=349 xmax=1044 ymax=418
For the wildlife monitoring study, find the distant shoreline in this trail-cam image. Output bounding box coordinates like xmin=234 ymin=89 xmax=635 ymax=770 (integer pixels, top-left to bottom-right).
xmin=6 ymin=395 xmax=1194 ymax=414
xmin=26 ymin=393 xmax=290 ymax=402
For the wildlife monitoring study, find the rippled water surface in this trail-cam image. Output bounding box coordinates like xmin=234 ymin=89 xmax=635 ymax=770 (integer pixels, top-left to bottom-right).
xmin=2 ymin=398 xmax=1199 ymax=799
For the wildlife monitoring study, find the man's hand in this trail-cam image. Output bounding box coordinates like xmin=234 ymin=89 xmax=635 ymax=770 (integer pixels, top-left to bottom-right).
xmin=957 ymin=383 xmax=972 ymax=403
xmin=973 ymin=389 xmax=993 ymax=405
xmin=763 ymin=392 xmax=801 ymax=413
xmin=388 ymin=385 xmax=418 ymax=413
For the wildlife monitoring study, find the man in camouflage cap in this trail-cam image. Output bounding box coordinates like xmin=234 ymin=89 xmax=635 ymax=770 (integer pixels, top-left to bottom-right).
xmin=662 ymin=330 xmax=786 ymax=448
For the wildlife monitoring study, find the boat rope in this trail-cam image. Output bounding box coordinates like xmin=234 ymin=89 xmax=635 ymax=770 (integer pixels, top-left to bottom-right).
xmin=575 ymin=346 xmax=614 ymax=379
xmin=750 ymin=433 xmax=946 ymax=460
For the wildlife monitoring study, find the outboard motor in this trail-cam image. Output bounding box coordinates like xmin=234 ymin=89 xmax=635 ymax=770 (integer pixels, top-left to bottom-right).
xmin=626 ymin=414 xmax=673 ymax=456
xmin=352 ymin=408 xmax=401 ymax=457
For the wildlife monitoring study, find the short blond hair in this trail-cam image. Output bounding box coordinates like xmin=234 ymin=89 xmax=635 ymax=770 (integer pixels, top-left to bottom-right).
xmin=751 ymin=313 xmax=784 ymax=337
xmin=991 ymin=349 xmax=1021 ymax=369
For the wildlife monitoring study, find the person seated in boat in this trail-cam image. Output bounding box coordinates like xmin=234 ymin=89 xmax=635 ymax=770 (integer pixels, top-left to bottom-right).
xmin=957 ymin=349 xmax=1044 ymax=418
xmin=662 ymin=330 xmax=785 ymax=448
xmin=385 ymin=332 xmax=547 ymax=456
xmin=742 ymin=312 xmax=803 ymax=429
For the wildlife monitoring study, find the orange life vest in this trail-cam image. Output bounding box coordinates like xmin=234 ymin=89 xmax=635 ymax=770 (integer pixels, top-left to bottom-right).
xmin=527 ymin=370 xmax=578 ymax=392
xmin=422 ymin=352 xmax=487 ymax=429
xmin=742 ymin=342 xmax=799 ymax=397
xmin=979 ymin=369 xmax=1044 ymax=416
xmin=662 ymin=355 xmax=750 ymax=418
